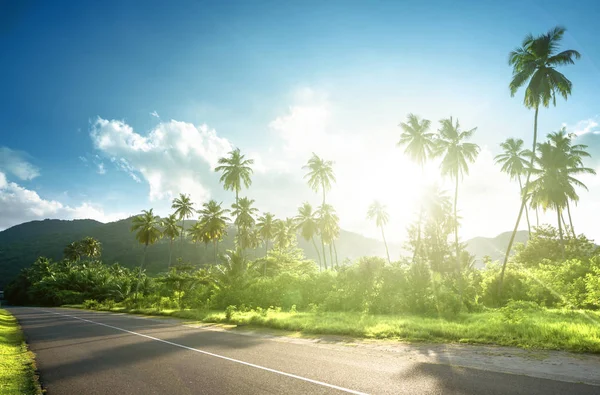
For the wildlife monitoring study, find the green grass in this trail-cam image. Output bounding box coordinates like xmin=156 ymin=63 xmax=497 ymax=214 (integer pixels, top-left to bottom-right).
xmin=0 ymin=309 xmax=42 ymax=395
xmin=63 ymin=304 xmax=600 ymax=353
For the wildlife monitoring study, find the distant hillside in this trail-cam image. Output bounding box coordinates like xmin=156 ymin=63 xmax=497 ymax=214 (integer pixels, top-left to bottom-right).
xmin=0 ymin=218 xmax=401 ymax=289
xmin=0 ymin=217 xmax=528 ymax=289
xmin=465 ymin=230 xmax=529 ymax=267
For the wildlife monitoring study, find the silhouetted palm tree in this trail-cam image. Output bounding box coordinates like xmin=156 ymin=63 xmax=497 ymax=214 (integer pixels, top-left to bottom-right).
xmin=215 ymin=148 xmax=254 ymax=207
xmin=367 ymin=201 xmax=391 ymax=264
xmin=433 ymin=117 xmax=479 ymax=274
xmin=197 ymin=200 xmax=230 ymax=264
xmin=257 ymin=212 xmax=276 ymax=255
xmin=130 ymin=209 xmax=162 ymax=298
xmin=501 ymin=26 xmax=581 ymax=287
xmin=64 ymin=241 xmax=82 ymax=262
xmin=162 ymin=214 xmax=181 ymax=267
xmin=318 ymin=203 xmax=340 ymax=269
xmin=296 ymin=202 xmax=322 ymax=269
xmin=172 ymin=193 xmax=195 ymax=255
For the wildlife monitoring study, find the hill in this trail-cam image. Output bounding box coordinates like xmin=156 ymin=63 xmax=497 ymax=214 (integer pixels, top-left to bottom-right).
xmin=465 ymin=230 xmax=529 ymax=267
xmin=0 ymin=217 xmax=527 ymax=289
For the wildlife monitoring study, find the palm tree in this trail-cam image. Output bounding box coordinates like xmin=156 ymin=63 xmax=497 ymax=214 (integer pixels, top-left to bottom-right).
xmin=317 ymin=204 xmax=340 ymax=269
xmin=197 ymin=200 xmax=230 ymax=265
xmin=273 ymin=218 xmax=297 ymax=251
xmin=215 ymin=147 xmax=254 ymax=209
xmin=257 ymin=212 xmax=276 ymax=255
xmin=64 ymin=242 xmax=82 ymax=262
xmin=367 ymin=201 xmax=391 ymax=264
xmin=79 ymin=237 xmax=102 ymax=259
xmin=171 ymin=193 xmax=195 ymax=256
xmin=162 ymin=214 xmax=182 ymax=267
xmin=501 ymin=26 xmax=581 ymax=287
xmin=231 ymin=197 xmax=258 ymax=248
xmin=528 ymin=139 xmax=595 ymax=244
xmin=187 ymin=222 xmax=207 ymax=260
xmin=295 ymin=202 xmax=322 ymax=269
xmin=398 ymin=114 xmax=435 ymax=263
xmin=303 ymin=153 xmax=336 ymax=268
xmin=433 ymin=117 xmax=480 ymax=274
xmin=130 ymin=209 xmax=162 ymax=299
xmin=494 ymin=138 xmax=532 ymax=232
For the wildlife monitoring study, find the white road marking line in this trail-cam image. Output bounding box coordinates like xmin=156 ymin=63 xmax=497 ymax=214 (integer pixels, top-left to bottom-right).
xmin=40 ymin=309 xmax=368 ymax=395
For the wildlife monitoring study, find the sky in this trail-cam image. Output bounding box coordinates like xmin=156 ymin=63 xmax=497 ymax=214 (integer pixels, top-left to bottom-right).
xmin=1 ymin=0 xmax=600 ymax=244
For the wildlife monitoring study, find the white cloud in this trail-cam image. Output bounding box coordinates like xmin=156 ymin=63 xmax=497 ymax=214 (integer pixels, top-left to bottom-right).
xmin=0 ymin=146 xmax=40 ymax=180
xmin=97 ymin=162 xmax=106 ymax=175
xmin=565 ymin=116 xmax=600 ymax=136
xmin=91 ymin=118 xmax=234 ymax=205
xmin=0 ymin=171 xmax=127 ymax=230
xmin=150 ymin=110 xmax=160 ymax=118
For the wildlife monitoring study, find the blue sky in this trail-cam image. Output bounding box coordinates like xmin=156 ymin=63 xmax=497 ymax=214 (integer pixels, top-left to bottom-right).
xmin=1 ymin=0 xmax=600 ymax=243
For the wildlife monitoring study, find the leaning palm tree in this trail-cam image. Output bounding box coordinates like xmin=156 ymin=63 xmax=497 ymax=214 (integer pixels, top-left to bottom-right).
xmin=398 ymin=114 xmax=435 ymax=263
xmin=295 ymin=202 xmax=322 ymax=269
xmin=303 ymin=153 xmax=336 ymax=268
xmin=494 ymin=138 xmax=532 ymax=232
xmin=197 ymin=200 xmax=230 ymax=265
xmin=256 ymin=212 xmax=276 ymax=255
xmin=162 ymin=213 xmax=182 ymax=267
xmin=501 ymin=26 xmax=581 ymax=287
xmin=215 ymin=148 xmax=254 ymax=207
xmin=130 ymin=209 xmax=163 ymax=299
xmin=433 ymin=117 xmax=480 ymax=274
xmin=171 ymin=193 xmax=195 ymax=255
xmin=367 ymin=201 xmax=391 ymax=264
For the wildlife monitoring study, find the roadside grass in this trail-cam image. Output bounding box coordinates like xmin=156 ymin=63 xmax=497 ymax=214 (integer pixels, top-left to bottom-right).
xmin=62 ymin=304 xmax=600 ymax=353
xmin=0 ymin=309 xmax=42 ymax=395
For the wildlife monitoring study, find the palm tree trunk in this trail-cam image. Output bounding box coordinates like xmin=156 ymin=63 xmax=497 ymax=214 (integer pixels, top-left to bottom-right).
xmin=169 ymin=238 xmax=173 ymax=268
xmin=566 ymin=200 xmax=576 ymax=237
xmin=560 ymin=211 xmax=568 ymax=235
xmin=381 ymin=226 xmax=391 ymax=264
xmin=311 ymin=237 xmax=322 ymax=271
xmin=536 ymin=207 xmax=539 ymax=227
xmin=557 ymin=208 xmax=565 ymax=251
xmin=180 ymin=218 xmax=185 ymax=257
xmin=322 ymin=181 xmax=326 ymax=206
xmin=321 ymin=236 xmax=328 ymax=270
xmin=135 ymin=243 xmax=148 ymax=301
xmin=517 ymin=175 xmax=531 ymax=234
xmin=412 ymin=206 xmax=423 ymax=265
xmin=453 ymin=175 xmax=459 ymax=273
xmin=333 ymin=240 xmax=339 ymax=268
xmin=329 ymin=244 xmax=334 ymax=270
xmin=214 ymin=240 xmax=219 ymax=265
xmin=500 ymin=105 xmax=539 ymax=292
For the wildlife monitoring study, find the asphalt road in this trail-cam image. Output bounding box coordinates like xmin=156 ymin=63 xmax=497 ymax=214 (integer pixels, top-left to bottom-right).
xmin=8 ymin=307 xmax=600 ymax=395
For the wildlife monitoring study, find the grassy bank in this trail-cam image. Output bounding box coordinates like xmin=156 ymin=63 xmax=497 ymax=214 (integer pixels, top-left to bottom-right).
xmin=63 ymin=304 xmax=600 ymax=353
xmin=0 ymin=309 xmax=42 ymax=395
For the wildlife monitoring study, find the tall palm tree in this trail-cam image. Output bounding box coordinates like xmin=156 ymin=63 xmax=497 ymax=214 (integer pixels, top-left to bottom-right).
xmin=367 ymin=201 xmax=391 ymax=264
xmin=273 ymin=218 xmax=297 ymax=251
xmin=130 ymin=209 xmax=162 ymax=298
xmin=187 ymin=221 xmax=207 ymax=261
xmin=256 ymin=212 xmax=276 ymax=255
xmin=215 ymin=147 xmax=254 ymax=209
xmin=171 ymin=193 xmax=195 ymax=256
xmin=303 ymin=153 xmax=336 ymax=268
xmin=197 ymin=200 xmax=230 ymax=265
xmin=317 ymin=204 xmax=340 ymax=269
xmin=501 ymin=26 xmax=581 ymax=286
xmin=162 ymin=213 xmax=182 ymax=267
xmin=231 ymin=197 xmax=258 ymax=233
xmin=79 ymin=237 xmax=102 ymax=259
xmin=398 ymin=114 xmax=435 ymax=263
xmin=295 ymin=202 xmax=322 ymax=269
xmin=433 ymin=117 xmax=480 ymax=274
xmin=494 ymin=138 xmax=532 ymax=232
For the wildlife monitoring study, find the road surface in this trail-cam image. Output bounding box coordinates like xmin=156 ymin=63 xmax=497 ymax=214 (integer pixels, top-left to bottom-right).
xmin=9 ymin=307 xmax=600 ymax=394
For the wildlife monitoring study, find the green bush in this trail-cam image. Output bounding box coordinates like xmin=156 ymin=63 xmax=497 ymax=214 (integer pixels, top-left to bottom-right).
xmin=83 ymin=299 xmax=100 ymax=309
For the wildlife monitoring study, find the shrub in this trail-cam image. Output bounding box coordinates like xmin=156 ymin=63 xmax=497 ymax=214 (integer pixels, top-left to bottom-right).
xmin=225 ymin=305 xmax=237 ymax=321
xmin=83 ymin=299 xmax=100 ymax=310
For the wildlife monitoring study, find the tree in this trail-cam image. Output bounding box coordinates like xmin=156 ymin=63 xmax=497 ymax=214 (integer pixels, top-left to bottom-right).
xmin=64 ymin=242 xmax=82 ymax=262
xmin=162 ymin=213 xmax=182 ymax=267
xmin=130 ymin=209 xmax=162 ymax=299
xmin=295 ymin=202 xmax=322 ymax=270
xmin=367 ymin=201 xmax=391 ymax=264
xmin=171 ymin=193 xmax=195 ymax=256
xmin=528 ymin=139 xmax=595 ymax=245
xmin=256 ymin=212 xmax=276 ymax=255
xmin=231 ymin=197 xmax=258 ymax=251
xmin=501 ymin=26 xmax=581 ymax=288
xmin=273 ymin=218 xmax=297 ymax=252
xmin=433 ymin=117 xmax=479 ymax=275
xmin=317 ymin=204 xmax=340 ymax=269
xmin=398 ymin=114 xmax=435 ymax=263
xmin=303 ymin=153 xmax=336 ymax=268
xmin=494 ymin=138 xmax=532 ymax=232
xmin=197 ymin=200 xmax=230 ymax=265
xmin=187 ymin=222 xmax=207 ymax=261
xmin=215 ymin=147 xmax=254 ymax=212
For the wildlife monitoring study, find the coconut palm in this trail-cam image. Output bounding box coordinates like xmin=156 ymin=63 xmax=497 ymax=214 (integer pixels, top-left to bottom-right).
xmin=303 ymin=153 xmax=336 ymax=268
xmin=398 ymin=114 xmax=435 ymax=263
xmin=367 ymin=201 xmax=391 ymax=264
xmin=162 ymin=214 xmax=182 ymax=267
xmin=231 ymin=197 xmax=258 ymax=233
xmin=64 ymin=242 xmax=82 ymax=262
xmin=273 ymin=218 xmax=297 ymax=251
xmin=501 ymin=26 xmax=581 ymax=286
xmin=317 ymin=204 xmax=340 ymax=269
xmin=197 ymin=200 xmax=230 ymax=264
xmin=171 ymin=193 xmax=195 ymax=255
xmin=256 ymin=212 xmax=276 ymax=255
xmin=130 ymin=209 xmax=163 ymax=298
xmin=494 ymin=138 xmax=532 ymax=232
xmin=215 ymin=148 xmax=254 ymax=207
xmin=79 ymin=237 xmax=102 ymax=259
xmin=295 ymin=202 xmax=322 ymax=269
xmin=433 ymin=117 xmax=479 ymax=273
xmin=187 ymin=222 xmax=207 ymax=261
